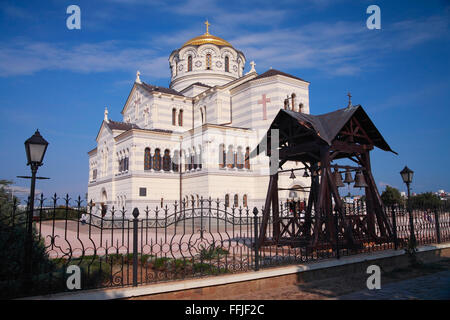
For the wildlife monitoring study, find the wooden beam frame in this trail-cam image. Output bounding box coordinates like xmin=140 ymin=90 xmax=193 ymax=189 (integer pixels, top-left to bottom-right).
xmin=258 ymin=110 xmax=394 ymax=249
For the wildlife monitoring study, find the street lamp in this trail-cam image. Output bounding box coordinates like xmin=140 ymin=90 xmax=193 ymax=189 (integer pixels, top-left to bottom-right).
xmin=400 ymin=166 xmax=415 ymax=246
xmin=25 ymin=130 xmax=49 ymax=167
xmin=24 ymin=130 xmax=48 ymax=218
xmin=23 ymin=129 xmax=48 ymax=291
xmin=400 ymin=166 xmax=414 ymax=186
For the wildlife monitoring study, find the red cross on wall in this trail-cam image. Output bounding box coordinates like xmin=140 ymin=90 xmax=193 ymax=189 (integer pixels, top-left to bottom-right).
xmin=258 ymin=94 xmax=270 ymax=120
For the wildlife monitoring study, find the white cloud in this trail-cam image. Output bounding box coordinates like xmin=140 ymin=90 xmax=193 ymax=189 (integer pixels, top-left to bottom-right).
xmin=226 ymin=14 xmax=449 ymax=76
xmin=0 ymin=40 xmax=170 ymax=78
xmin=0 ymin=4 xmax=447 ymax=79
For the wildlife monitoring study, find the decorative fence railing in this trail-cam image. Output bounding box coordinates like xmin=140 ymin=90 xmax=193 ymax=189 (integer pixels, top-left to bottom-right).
xmin=0 ymin=194 xmax=449 ymax=299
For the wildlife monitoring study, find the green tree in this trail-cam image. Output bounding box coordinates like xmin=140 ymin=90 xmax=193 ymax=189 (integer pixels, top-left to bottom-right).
xmin=0 ymin=179 xmax=56 ymax=298
xmin=410 ymin=192 xmax=441 ymax=210
xmin=0 ymin=180 xmax=17 ymax=219
xmin=380 ymin=185 xmax=404 ymax=206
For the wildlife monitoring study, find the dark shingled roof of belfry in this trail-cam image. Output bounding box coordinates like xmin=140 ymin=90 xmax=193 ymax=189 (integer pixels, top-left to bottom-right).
xmin=252 ymin=105 xmax=396 ymax=158
xmin=140 ymin=82 xmax=184 ymax=96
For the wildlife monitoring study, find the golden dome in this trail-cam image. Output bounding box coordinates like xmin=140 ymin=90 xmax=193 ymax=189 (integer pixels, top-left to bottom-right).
xmin=181 ymin=20 xmax=233 ymax=48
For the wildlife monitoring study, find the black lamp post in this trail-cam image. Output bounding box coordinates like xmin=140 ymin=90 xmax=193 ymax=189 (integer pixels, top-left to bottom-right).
xmin=400 ymin=166 xmax=415 ymax=246
xmin=23 ymin=129 xmax=48 ymax=291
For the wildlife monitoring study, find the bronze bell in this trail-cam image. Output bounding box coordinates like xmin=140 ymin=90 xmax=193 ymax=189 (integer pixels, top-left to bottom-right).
xmin=289 ymin=169 xmax=296 ymax=180
xmin=334 ymin=169 xmax=345 ymax=188
xmin=343 ymin=169 xmax=354 ymax=185
xmin=354 ymin=170 xmax=368 ymax=188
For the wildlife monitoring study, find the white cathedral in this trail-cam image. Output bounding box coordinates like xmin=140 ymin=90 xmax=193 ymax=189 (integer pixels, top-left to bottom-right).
xmin=87 ymin=22 xmax=311 ymax=216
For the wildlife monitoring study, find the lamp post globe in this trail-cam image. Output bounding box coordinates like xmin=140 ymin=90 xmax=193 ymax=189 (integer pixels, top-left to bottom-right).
xmin=25 ymin=129 xmax=49 ymax=167
xmin=400 ymin=166 xmax=414 ymax=185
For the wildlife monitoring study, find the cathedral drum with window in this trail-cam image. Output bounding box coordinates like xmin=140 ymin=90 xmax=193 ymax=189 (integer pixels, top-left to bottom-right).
xmin=87 ymin=21 xmax=311 ymax=216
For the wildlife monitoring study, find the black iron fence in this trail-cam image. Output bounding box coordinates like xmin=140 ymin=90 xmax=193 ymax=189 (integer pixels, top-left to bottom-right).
xmin=0 ymin=194 xmax=449 ymax=299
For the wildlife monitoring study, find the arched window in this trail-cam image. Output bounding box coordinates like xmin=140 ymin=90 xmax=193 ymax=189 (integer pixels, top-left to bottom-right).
xmin=226 ymin=146 xmax=234 ymax=169
xmin=243 ymin=194 xmax=248 ymax=207
xmin=225 ymin=194 xmax=230 ymax=208
xmin=225 ymin=56 xmax=229 ymax=72
xmin=153 ymin=148 xmax=161 ymax=171
xmin=245 ymin=147 xmax=250 ymax=170
xmin=163 ymin=149 xmax=171 ymax=171
xmin=124 ymin=156 xmax=129 ymax=171
xmin=191 ymin=148 xmax=197 ymax=170
xmin=188 ymin=55 xmax=192 ymax=72
xmin=236 ymin=147 xmax=244 ymax=169
xmin=200 ymin=108 xmax=204 ymax=124
xmin=219 ymin=144 xmax=225 ymax=168
xmin=172 ymin=108 xmax=177 ymax=126
xmin=188 ymin=152 xmax=192 ymax=171
xmin=178 ymin=109 xmax=183 ymax=126
xmin=206 ymin=54 xmax=212 ymax=70
xmin=284 ymin=98 xmax=289 ymax=110
xmin=118 ymin=158 xmax=123 ymax=172
xmin=185 ymin=152 xmax=190 ymax=171
xmin=172 ymin=150 xmax=179 ymax=172
xmin=233 ymin=194 xmax=239 ymax=208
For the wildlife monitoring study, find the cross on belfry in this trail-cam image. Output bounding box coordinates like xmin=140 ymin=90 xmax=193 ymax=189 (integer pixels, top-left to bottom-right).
xmin=258 ymin=94 xmax=271 ymax=120
xmin=205 ymin=20 xmax=210 ymax=34
xmin=347 ymin=92 xmax=352 ymax=107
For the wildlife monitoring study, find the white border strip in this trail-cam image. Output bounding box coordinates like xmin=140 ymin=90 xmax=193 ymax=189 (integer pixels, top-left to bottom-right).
xmin=24 ymin=243 xmax=450 ymax=300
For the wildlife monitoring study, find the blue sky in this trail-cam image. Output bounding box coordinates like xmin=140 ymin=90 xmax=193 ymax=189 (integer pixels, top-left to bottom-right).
xmin=0 ymin=0 xmax=449 ymax=202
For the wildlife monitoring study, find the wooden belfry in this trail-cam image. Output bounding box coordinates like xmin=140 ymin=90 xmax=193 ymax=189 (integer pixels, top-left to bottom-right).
xmin=253 ymin=105 xmax=397 ymax=249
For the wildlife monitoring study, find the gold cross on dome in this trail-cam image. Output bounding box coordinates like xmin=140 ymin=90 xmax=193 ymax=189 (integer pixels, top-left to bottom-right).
xmin=205 ymin=20 xmax=210 ymax=34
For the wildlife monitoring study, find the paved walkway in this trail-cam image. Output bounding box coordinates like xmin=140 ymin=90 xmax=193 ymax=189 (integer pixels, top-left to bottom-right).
xmin=338 ymin=270 xmax=450 ymax=300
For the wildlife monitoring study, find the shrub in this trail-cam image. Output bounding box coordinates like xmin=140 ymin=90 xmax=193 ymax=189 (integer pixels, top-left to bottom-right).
xmin=199 ymin=244 xmax=229 ymax=260
xmin=0 ymin=221 xmax=56 ymax=298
